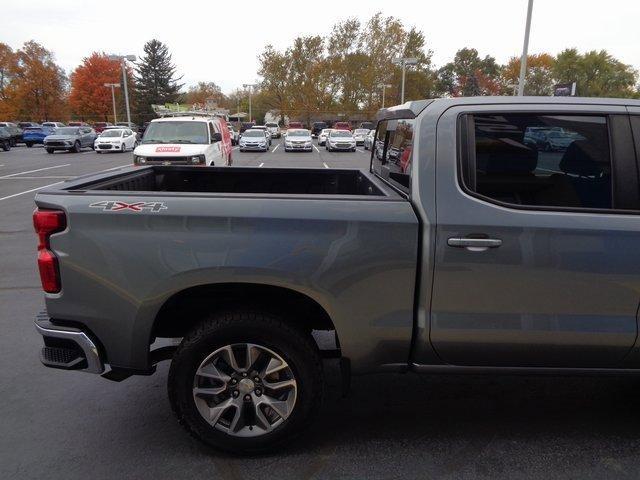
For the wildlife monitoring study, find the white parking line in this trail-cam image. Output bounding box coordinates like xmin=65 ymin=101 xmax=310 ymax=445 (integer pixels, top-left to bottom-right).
xmin=313 ymin=145 xmax=320 ymax=153
xmin=259 ymin=163 xmax=264 ymax=168
xmin=0 ymin=175 xmax=74 ymax=180
xmin=0 ymin=164 xmax=70 ymax=179
xmin=0 ymin=181 xmax=64 ymax=202
xmin=232 ymin=146 xmax=239 ymax=151
xmin=271 ymin=144 xmax=280 ymax=153
xmin=356 ymin=148 xmax=365 ymax=153
xmin=323 ymin=162 xmax=329 ymax=169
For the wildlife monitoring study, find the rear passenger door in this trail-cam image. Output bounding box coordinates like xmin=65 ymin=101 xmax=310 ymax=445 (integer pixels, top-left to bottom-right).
xmin=431 ymin=104 xmax=640 ymax=368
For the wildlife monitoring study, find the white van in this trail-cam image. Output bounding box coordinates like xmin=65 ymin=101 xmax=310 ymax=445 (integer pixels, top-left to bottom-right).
xmin=133 ymin=115 xmax=233 ymax=166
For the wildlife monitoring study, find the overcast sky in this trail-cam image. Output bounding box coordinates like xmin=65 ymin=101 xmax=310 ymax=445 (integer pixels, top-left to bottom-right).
xmin=3 ymin=0 xmax=639 ymax=94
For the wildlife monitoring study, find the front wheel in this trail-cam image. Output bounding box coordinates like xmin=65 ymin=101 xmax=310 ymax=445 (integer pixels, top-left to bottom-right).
xmin=1 ymin=140 xmax=9 ymax=151
xmin=71 ymin=141 xmax=80 ymax=153
xmin=46 ymin=148 xmax=54 ymax=154
xmin=26 ymin=142 xmax=33 ymax=148
xmin=168 ymin=310 xmax=323 ymax=454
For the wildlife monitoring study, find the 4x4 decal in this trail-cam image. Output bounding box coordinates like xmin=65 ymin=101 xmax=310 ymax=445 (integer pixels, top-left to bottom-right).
xmin=89 ymin=201 xmax=167 ymax=212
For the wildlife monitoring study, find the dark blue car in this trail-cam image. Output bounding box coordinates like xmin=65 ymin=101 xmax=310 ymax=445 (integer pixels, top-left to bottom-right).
xmin=23 ymin=126 xmax=56 ymax=147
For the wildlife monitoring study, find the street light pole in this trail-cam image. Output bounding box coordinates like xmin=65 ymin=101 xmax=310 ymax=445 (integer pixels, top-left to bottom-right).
xmin=392 ymin=58 xmax=418 ymax=104
xmin=243 ymin=83 xmax=256 ymax=123
xmin=104 ymin=83 xmax=120 ymax=124
xmin=109 ymin=54 xmax=136 ymax=124
xmin=517 ymin=0 xmax=535 ymax=96
xmin=380 ymin=84 xmax=392 ymax=108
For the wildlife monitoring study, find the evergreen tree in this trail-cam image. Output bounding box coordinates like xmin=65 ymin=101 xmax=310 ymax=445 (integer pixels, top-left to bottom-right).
xmin=134 ymin=39 xmax=183 ymax=120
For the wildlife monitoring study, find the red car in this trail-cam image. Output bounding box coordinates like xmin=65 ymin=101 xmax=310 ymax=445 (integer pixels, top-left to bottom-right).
xmin=288 ymin=122 xmax=304 ymax=129
xmin=93 ymin=122 xmax=113 ymax=133
xmin=333 ymin=121 xmax=351 ymax=131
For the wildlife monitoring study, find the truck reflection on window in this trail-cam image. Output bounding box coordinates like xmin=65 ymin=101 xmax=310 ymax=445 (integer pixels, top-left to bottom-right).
xmin=371 ymin=119 xmax=414 ymax=194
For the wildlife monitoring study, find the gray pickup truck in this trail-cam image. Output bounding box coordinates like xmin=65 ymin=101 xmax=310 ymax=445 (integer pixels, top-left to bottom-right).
xmin=33 ymin=97 xmax=640 ymax=453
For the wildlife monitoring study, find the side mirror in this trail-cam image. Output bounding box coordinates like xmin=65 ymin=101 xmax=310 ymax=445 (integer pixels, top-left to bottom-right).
xmin=211 ymin=132 xmax=222 ymax=143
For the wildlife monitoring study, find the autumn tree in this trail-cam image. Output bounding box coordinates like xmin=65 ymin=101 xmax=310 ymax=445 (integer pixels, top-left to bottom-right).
xmin=134 ymin=39 xmax=183 ymax=120
xmin=10 ymin=41 xmax=67 ymax=121
xmin=184 ymin=81 xmax=226 ymax=109
xmin=0 ymin=43 xmax=18 ymax=118
xmin=553 ymin=49 xmax=637 ymax=97
xmin=68 ymin=53 xmax=124 ymax=121
xmin=436 ymin=48 xmax=501 ymax=96
xmin=501 ymin=53 xmax=555 ymax=95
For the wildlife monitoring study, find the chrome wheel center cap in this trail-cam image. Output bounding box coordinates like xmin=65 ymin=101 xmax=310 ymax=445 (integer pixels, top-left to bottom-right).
xmin=238 ymin=378 xmax=255 ymax=394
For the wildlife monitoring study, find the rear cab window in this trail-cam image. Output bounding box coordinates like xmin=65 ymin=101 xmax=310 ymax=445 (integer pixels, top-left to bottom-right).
xmin=459 ymin=112 xmax=639 ymax=212
xmin=371 ymin=118 xmax=414 ymax=195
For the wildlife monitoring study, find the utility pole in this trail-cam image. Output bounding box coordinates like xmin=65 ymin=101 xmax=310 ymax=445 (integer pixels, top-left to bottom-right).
xmin=108 ymin=54 xmax=137 ymax=124
xmin=379 ymin=84 xmax=392 ymax=108
xmin=242 ymin=83 xmax=256 ymax=123
xmin=104 ymin=83 xmax=121 ymax=123
xmin=392 ymin=58 xmax=418 ymax=104
xmin=517 ymin=0 xmax=535 ymax=96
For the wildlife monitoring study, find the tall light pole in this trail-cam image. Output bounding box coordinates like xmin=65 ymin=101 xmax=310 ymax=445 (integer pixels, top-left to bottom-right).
xmin=517 ymin=0 xmax=535 ymax=96
xmin=109 ymin=54 xmax=136 ymax=124
xmin=379 ymin=84 xmax=392 ymax=108
xmin=103 ymin=83 xmax=120 ymax=124
xmin=242 ymin=83 xmax=256 ymax=123
xmin=392 ymin=57 xmax=418 ymax=104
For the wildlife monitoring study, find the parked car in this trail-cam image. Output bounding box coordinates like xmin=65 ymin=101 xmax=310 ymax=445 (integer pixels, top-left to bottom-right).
xmin=0 ymin=122 xmax=23 ymax=146
xmin=251 ymin=126 xmax=272 ymax=146
xmin=93 ymin=122 xmax=113 ymax=134
xmin=240 ymin=122 xmax=255 ymax=133
xmin=326 ymin=129 xmax=356 ymax=151
xmin=43 ymin=126 xmax=97 ymax=153
xmin=311 ymin=121 xmax=328 ymax=138
xmin=359 ymin=121 xmax=375 ymax=130
xmin=116 ymin=121 xmax=139 ymax=132
xmin=317 ymin=128 xmax=332 ymax=146
xmin=67 ymin=121 xmax=90 ymax=127
xmin=287 ymin=121 xmax=304 ymax=129
xmin=284 ymin=129 xmax=313 ymax=152
xmin=239 ymin=129 xmax=269 ymax=152
xmin=94 ymin=128 xmax=138 ymax=153
xmin=227 ymin=125 xmax=239 ymax=145
xmin=33 ymin=96 xmax=640 ymax=455
xmin=363 ymin=129 xmax=375 ymax=150
xmin=18 ymin=122 xmax=39 ymax=129
xmin=332 ymin=121 xmax=351 ymax=131
xmin=0 ymin=127 xmax=12 ymax=151
xmin=134 ymin=115 xmax=232 ymax=166
xmin=23 ymin=126 xmax=56 ymax=147
xmin=265 ymin=122 xmax=281 ymax=138
xmin=352 ymin=128 xmax=370 ymax=145
xmin=41 ymin=122 xmax=66 ymax=129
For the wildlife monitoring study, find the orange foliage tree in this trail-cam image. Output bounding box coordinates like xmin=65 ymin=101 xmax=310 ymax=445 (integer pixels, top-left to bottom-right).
xmin=2 ymin=41 xmax=67 ymax=121
xmin=69 ymin=53 xmax=127 ymax=121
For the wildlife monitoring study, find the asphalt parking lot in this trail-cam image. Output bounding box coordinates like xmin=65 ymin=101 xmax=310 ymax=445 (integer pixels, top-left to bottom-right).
xmin=3 ymin=140 xmax=640 ymax=479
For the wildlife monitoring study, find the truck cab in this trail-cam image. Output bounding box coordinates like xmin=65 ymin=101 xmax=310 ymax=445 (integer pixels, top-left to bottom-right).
xmin=133 ymin=114 xmax=232 ymax=166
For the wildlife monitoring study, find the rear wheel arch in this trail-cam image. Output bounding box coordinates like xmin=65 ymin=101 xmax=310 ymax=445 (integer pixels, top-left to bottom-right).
xmin=152 ymin=283 xmax=340 ymax=354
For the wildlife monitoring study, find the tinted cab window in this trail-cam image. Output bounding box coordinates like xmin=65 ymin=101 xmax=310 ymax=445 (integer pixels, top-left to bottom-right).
xmin=371 ymin=118 xmax=414 ymax=194
xmin=464 ymin=114 xmax=613 ymax=209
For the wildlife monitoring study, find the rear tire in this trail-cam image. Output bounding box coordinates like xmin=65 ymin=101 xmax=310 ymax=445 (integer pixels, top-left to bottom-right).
xmin=168 ymin=310 xmax=323 ymax=454
xmin=1 ymin=140 xmax=9 ymax=151
xmin=26 ymin=142 xmax=33 ymax=148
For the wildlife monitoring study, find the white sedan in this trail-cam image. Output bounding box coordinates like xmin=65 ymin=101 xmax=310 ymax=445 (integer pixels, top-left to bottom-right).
xmin=317 ymin=128 xmax=333 ymax=146
xmin=353 ymin=128 xmax=370 ymax=145
xmin=94 ymin=128 xmax=138 ymax=153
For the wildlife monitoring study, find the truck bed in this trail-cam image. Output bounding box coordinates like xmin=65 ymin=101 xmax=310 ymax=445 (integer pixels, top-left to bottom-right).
xmin=59 ymin=166 xmax=394 ymax=198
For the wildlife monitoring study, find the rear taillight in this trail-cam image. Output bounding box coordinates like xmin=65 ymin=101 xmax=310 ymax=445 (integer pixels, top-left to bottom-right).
xmin=33 ymin=209 xmax=66 ymax=293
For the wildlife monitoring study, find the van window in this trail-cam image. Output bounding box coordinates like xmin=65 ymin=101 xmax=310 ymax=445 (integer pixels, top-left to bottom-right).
xmin=463 ymin=114 xmax=613 ymax=210
xmin=370 ymin=118 xmax=414 ymax=194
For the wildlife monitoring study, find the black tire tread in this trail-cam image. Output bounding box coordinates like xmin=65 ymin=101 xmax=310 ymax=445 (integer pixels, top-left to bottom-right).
xmin=168 ymin=309 xmax=323 ymax=454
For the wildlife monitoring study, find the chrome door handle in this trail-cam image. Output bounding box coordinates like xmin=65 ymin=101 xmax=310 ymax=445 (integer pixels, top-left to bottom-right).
xmin=447 ymin=237 xmax=502 ymax=251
